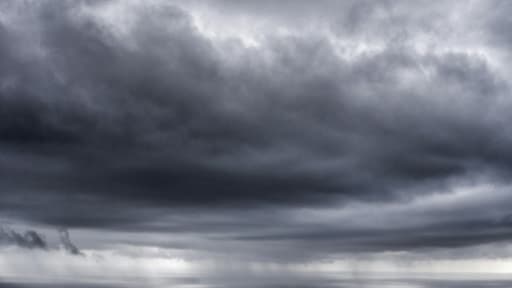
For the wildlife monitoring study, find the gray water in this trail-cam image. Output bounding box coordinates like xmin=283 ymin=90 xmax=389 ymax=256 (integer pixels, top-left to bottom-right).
xmin=2 ymin=276 xmax=512 ymax=288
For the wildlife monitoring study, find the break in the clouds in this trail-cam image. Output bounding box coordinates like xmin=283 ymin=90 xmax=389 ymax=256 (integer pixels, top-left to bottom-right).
xmin=2 ymin=0 xmax=512 ymax=287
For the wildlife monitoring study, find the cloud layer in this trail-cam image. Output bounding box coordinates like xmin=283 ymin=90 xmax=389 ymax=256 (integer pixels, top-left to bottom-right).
xmin=2 ymin=0 xmax=512 ymax=270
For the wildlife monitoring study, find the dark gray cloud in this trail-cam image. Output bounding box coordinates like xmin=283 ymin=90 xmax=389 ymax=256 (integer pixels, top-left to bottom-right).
xmin=0 ymin=227 xmax=47 ymax=250
xmin=1 ymin=0 xmax=512 ymax=259
xmin=0 ymin=226 xmax=83 ymax=256
xmin=233 ymin=217 xmax=512 ymax=255
xmin=58 ymin=228 xmax=82 ymax=255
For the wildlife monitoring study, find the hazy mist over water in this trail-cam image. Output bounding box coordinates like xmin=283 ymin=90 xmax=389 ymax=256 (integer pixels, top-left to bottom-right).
xmin=3 ymin=272 xmax=512 ymax=288
xmin=2 ymin=279 xmax=512 ymax=288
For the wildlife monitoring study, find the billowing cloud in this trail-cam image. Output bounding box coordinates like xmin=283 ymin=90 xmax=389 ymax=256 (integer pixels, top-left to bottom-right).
xmin=2 ymin=1 xmax=512 ymax=285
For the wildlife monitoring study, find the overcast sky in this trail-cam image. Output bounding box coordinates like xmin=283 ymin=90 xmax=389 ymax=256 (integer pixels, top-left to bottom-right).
xmin=2 ymin=0 xmax=512 ymax=287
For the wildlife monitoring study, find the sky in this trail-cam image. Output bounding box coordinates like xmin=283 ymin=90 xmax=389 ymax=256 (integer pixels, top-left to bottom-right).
xmin=2 ymin=0 xmax=512 ymax=287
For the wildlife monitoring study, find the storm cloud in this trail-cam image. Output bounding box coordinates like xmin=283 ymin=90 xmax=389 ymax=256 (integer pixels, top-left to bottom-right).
xmin=2 ymin=1 xmax=512 ymax=286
